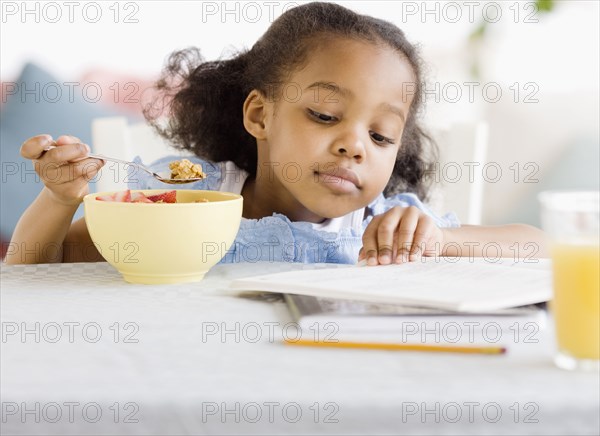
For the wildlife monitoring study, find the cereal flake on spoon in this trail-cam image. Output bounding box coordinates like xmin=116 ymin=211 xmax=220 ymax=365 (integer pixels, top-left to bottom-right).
xmin=169 ymin=159 xmax=207 ymax=180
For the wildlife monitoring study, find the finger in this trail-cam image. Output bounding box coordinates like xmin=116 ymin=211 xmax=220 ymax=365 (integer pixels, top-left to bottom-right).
xmin=20 ymin=134 xmax=54 ymax=159
xmin=361 ymin=215 xmax=382 ymax=266
xmin=54 ymin=135 xmax=89 ymax=162
xmin=409 ymin=216 xmax=434 ymax=261
xmin=37 ymin=142 xmax=91 ymax=167
xmin=41 ymin=158 xmax=104 ymax=185
xmin=55 ymin=135 xmax=82 ymax=145
xmin=78 ymin=158 xmax=105 ymax=182
xmin=395 ymin=206 xmax=419 ymax=264
xmin=376 ymin=207 xmax=404 ymax=265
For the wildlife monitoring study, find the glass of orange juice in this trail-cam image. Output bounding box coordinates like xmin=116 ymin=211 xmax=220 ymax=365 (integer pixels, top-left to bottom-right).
xmin=539 ymin=191 xmax=599 ymax=371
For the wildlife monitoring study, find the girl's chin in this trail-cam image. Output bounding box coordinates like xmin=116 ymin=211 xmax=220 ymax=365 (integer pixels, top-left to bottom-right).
xmin=302 ymin=200 xmax=362 ymax=221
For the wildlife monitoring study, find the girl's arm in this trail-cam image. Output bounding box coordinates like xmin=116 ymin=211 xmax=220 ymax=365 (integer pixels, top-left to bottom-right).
xmin=6 ymin=189 xmax=103 ymax=264
xmin=63 ymin=217 xmax=104 ymax=263
xmin=360 ymin=206 xmax=548 ymax=265
xmin=441 ymin=224 xmax=548 ymax=259
xmin=4 ymin=135 xmax=104 ymax=265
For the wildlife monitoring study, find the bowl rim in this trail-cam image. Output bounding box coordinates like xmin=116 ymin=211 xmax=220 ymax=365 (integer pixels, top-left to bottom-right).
xmin=83 ymin=189 xmax=243 ymax=206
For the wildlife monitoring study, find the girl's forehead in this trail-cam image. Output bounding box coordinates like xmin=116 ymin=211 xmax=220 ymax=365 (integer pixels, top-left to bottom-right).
xmin=300 ymin=37 xmax=413 ymax=76
xmin=289 ymin=38 xmax=416 ymax=99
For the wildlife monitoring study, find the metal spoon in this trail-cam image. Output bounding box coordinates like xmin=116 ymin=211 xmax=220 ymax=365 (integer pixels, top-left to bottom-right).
xmin=42 ymin=145 xmax=204 ymax=185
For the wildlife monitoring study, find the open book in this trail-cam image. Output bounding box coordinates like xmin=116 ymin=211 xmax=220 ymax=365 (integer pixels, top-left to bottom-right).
xmin=283 ymin=294 xmax=547 ymax=343
xmin=230 ymin=258 xmax=552 ymax=313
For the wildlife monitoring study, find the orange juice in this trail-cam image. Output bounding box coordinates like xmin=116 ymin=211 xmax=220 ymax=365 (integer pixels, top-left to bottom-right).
xmin=550 ymin=243 xmax=600 ymax=360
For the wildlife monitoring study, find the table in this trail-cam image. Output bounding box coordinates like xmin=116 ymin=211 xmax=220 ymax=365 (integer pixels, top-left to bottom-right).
xmin=1 ymin=261 xmax=599 ymax=435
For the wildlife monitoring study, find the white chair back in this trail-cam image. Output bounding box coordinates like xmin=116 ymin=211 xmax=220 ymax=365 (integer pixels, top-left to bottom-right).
xmin=427 ymin=121 xmax=489 ymax=225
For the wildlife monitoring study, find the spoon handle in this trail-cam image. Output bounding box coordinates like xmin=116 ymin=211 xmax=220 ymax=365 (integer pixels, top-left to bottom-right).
xmin=43 ymin=145 xmax=158 ymax=178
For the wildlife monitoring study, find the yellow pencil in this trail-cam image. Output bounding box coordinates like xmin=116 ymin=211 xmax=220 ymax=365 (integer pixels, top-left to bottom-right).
xmin=284 ymin=339 xmax=506 ymax=355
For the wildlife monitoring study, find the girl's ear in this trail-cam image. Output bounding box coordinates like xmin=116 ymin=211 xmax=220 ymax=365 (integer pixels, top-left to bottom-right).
xmin=243 ymin=90 xmax=269 ymax=140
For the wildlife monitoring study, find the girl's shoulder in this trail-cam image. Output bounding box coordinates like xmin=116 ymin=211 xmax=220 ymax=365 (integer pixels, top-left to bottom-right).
xmin=366 ymin=193 xmax=461 ymax=229
xmin=127 ymin=155 xmax=247 ymax=192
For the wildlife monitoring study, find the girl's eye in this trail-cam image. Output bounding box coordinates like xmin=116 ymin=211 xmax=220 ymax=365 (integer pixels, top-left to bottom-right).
xmin=308 ymin=109 xmax=396 ymax=145
xmin=308 ymin=109 xmax=337 ymax=123
xmin=370 ymin=131 xmax=396 ymax=145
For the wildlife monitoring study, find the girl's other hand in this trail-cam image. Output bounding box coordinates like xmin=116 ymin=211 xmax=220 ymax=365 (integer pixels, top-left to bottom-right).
xmin=20 ymin=135 xmax=104 ymax=206
xmin=359 ymin=206 xmax=444 ymax=266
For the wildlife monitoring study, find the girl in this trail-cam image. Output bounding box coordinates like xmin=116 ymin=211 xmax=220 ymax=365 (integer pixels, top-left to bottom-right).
xmin=6 ymin=2 xmax=546 ymax=266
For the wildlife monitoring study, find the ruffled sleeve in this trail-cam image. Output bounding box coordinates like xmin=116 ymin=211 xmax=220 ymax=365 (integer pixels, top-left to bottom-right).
xmin=125 ymin=158 xmax=457 ymax=265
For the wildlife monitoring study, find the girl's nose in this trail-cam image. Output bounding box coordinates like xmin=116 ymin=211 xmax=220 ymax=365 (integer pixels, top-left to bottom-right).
xmin=331 ymin=129 xmax=365 ymax=162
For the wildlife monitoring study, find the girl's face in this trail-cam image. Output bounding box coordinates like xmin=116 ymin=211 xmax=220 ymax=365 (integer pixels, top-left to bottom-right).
xmin=256 ymin=37 xmax=416 ymax=220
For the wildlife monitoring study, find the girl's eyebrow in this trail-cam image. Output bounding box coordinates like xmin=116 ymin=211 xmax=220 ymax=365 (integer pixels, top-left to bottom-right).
xmin=305 ymin=81 xmax=405 ymax=121
xmin=304 ymin=81 xmax=350 ymax=99
xmin=379 ymin=102 xmax=406 ymax=122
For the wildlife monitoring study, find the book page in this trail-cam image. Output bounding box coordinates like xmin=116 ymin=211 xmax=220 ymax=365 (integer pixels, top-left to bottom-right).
xmin=230 ymin=258 xmax=552 ymax=312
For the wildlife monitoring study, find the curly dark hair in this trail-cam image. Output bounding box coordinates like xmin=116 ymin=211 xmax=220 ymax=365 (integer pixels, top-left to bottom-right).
xmin=145 ymin=1 xmax=436 ymax=200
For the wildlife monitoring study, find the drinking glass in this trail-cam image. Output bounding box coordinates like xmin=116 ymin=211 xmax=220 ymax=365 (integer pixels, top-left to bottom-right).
xmin=539 ymin=190 xmax=599 ymax=371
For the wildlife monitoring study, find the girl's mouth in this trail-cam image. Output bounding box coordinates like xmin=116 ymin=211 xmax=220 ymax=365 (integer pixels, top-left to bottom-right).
xmin=314 ymin=167 xmax=361 ymax=193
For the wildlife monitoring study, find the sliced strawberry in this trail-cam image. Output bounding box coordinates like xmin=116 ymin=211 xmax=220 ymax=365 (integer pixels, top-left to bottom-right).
xmin=97 ymin=190 xmax=131 ymax=202
xmin=131 ymin=192 xmax=153 ymax=203
xmin=96 ymin=193 xmax=116 ymax=201
xmin=147 ymin=190 xmax=177 ymax=203
xmin=113 ymin=190 xmax=132 ymax=202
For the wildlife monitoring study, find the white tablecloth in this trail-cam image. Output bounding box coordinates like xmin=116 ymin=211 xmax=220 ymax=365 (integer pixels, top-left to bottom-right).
xmin=1 ymin=261 xmax=598 ymax=435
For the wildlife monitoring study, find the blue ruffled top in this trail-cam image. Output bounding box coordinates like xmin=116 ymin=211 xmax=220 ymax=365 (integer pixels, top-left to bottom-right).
xmin=128 ymin=156 xmax=460 ymax=264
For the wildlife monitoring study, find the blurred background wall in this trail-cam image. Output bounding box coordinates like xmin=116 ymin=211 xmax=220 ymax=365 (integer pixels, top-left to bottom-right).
xmin=1 ymin=0 xmax=598 ymax=234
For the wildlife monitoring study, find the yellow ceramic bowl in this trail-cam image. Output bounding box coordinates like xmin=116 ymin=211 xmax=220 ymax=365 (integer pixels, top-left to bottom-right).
xmin=83 ymin=190 xmax=243 ymax=284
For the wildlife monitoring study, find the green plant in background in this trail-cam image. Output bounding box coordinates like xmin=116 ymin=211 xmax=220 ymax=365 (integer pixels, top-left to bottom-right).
xmin=468 ymin=0 xmax=556 ymax=78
